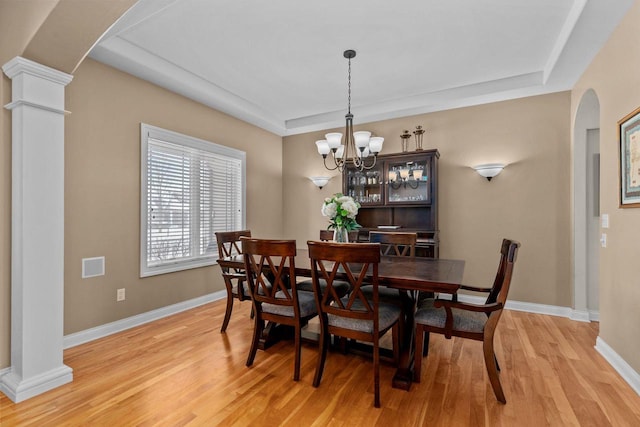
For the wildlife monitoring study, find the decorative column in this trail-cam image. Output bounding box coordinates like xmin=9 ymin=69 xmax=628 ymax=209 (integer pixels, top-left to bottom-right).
xmin=0 ymin=57 xmax=73 ymax=402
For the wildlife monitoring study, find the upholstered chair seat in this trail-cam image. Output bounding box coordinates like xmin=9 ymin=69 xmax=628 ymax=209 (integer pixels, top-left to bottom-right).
xmin=262 ymin=290 xmax=317 ymax=318
xmin=415 ymin=299 xmax=487 ymax=334
xmin=328 ymin=299 xmax=402 ymax=334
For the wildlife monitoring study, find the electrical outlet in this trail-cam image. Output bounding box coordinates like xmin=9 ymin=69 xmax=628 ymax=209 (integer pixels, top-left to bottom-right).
xmin=116 ymin=288 xmax=125 ymax=301
xmin=600 ymin=233 xmax=607 ymax=248
xmin=602 ymin=214 xmax=609 ymax=228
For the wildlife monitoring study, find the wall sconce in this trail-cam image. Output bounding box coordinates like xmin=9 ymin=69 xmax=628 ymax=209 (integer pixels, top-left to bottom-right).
xmin=309 ymin=176 xmax=331 ymax=189
xmin=473 ymin=164 xmax=505 ymax=181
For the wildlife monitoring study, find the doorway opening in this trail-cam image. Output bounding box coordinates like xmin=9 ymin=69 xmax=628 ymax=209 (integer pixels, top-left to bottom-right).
xmin=573 ymin=89 xmax=600 ymax=321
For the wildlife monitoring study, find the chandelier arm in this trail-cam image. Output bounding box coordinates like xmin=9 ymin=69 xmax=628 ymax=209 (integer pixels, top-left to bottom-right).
xmin=323 ymin=155 xmax=341 ymax=171
xmin=361 ymin=156 xmax=378 ymax=170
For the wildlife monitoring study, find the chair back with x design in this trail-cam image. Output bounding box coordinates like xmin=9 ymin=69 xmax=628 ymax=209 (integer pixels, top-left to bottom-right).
xmin=241 ymin=238 xmax=318 ymax=381
xmin=308 ymin=240 xmax=401 ymax=407
xmin=369 ymin=231 xmax=417 ymax=257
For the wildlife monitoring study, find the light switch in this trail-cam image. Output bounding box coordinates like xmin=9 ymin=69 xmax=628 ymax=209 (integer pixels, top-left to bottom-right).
xmin=600 ymin=233 xmax=607 ymax=248
xmin=601 ymin=214 xmax=609 ymax=228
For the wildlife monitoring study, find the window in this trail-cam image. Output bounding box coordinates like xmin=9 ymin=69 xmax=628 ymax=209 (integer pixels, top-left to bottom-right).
xmin=140 ymin=124 xmax=245 ymax=277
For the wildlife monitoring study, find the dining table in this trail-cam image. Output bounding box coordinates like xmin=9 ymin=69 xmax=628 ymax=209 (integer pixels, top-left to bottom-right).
xmin=217 ymin=248 xmax=465 ymax=390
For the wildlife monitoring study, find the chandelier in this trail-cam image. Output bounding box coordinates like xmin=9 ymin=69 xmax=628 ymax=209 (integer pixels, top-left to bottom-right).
xmin=315 ymin=50 xmax=384 ymax=172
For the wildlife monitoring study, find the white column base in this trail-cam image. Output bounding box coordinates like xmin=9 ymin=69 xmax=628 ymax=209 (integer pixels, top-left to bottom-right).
xmin=1 ymin=365 xmax=73 ymax=403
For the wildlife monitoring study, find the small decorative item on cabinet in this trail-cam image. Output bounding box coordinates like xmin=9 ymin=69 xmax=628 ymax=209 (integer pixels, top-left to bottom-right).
xmin=413 ymin=125 xmax=425 ymax=151
xmin=400 ymin=130 xmax=411 ymax=152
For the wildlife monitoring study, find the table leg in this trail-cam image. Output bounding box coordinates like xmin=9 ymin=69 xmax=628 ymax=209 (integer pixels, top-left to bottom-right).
xmin=258 ymin=319 xmax=309 ymax=350
xmin=257 ymin=322 xmax=294 ymax=350
xmin=392 ymin=290 xmax=418 ymax=390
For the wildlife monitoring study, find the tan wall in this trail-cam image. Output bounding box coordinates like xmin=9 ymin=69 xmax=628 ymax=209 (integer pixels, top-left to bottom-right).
xmin=572 ymin=0 xmax=640 ymax=373
xmin=284 ymin=92 xmax=572 ymax=307
xmin=64 ymin=58 xmax=283 ymax=334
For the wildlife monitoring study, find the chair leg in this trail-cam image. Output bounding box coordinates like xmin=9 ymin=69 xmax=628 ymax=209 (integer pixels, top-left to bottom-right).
xmin=220 ymin=290 xmax=234 ymax=333
xmin=313 ymin=323 xmax=330 ymax=387
xmin=246 ymin=315 xmax=263 ymax=367
xmin=373 ymin=335 xmax=381 ymax=408
xmin=483 ymin=337 xmax=506 ymax=403
xmin=293 ymin=325 xmax=301 ymax=381
xmin=414 ymin=325 xmax=424 ymax=383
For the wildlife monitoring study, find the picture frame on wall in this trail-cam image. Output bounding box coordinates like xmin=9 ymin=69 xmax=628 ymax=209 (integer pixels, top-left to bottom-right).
xmin=618 ymin=106 xmax=640 ymax=207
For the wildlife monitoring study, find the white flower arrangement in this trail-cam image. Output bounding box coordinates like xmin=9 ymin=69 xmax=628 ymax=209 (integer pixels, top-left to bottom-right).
xmin=321 ymin=193 xmax=361 ymax=231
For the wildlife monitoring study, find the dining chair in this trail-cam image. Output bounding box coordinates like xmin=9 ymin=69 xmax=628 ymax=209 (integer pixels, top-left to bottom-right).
xmin=241 ymin=238 xmax=318 ymax=381
xmin=307 ymin=240 xmax=402 ymax=408
xmin=368 ymin=231 xmax=417 ymax=256
xmin=364 ymin=231 xmax=418 ymax=305
xmin=413 ymin=238 xmax=520 ymax=403
xmin=215 ymin=230 xmax=252 ymax=333
xmin=296 ymin=229 xmax=359 ymax=295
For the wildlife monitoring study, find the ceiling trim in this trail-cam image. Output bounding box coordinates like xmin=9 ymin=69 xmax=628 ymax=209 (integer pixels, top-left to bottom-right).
xmin=543 ymin=0 xmax=588 ymax=84
xmin=90 ymin=37 xmax=287 ymax=135
xmin=87 ymin=0 xmax=636 ymax=137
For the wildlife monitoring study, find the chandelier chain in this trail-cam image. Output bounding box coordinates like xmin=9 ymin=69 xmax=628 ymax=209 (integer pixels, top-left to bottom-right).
xmin=347 ymin=56 xmax=351 ymax=115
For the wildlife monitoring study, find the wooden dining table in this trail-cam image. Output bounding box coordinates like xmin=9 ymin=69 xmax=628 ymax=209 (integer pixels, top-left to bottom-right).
xmin=217 ymin=248 xmax=465 ymax=390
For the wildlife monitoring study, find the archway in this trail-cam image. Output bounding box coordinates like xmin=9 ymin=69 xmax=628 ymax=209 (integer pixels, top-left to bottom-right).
xmin=573 ymin=89 xmax=600 ymax=321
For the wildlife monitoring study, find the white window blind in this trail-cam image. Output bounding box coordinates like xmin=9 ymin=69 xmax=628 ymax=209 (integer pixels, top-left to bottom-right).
xmin=141 ymin=124 xmax=245 ymax=277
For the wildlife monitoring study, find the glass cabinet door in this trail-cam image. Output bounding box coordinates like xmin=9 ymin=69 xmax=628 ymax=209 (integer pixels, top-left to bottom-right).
xmin=385 ymin=157 xmax=431 ymax=204
xmin=345 ymin=166 xmax=383 ymax=206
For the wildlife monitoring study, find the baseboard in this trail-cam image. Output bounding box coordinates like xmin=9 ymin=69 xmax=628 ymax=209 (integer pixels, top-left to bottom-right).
xmin=63 ymin=290 xmax=226 ymax=349
xmin=595 ymin=337 xmax=640 ymax=396
xmin=589 ymin=310 xmax=600 ymax=321
xmin=569 ymin=309 xmax=591 ymax=323
xmin=455 ymin=294 xmax=578 ymax=319
xmin=0 ymin=365 xmax=73 ymax=403
xmin=62 ymin=290 xmax=590 ymax=350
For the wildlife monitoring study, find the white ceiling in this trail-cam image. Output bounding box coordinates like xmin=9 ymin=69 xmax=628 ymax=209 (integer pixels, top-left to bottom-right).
xmin=89 ymin=0 xmax=634 ymax=136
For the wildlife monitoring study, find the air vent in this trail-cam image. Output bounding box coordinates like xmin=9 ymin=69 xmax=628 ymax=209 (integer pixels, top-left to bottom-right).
xmin=82 ymin=256 xmax=105 ymax=278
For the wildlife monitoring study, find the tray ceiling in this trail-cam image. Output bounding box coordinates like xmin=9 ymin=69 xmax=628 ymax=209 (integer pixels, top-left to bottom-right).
xmin=90 ymin=0 xmax=634 ymax=136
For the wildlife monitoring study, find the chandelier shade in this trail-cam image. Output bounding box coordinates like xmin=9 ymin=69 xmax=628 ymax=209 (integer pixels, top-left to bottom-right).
xmin=316 ymin=50 xmax=383 ymax=172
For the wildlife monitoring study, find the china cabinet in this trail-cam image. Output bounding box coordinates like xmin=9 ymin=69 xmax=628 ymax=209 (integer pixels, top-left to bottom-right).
xmin=343 ymin=149 xmax=439 ymax=257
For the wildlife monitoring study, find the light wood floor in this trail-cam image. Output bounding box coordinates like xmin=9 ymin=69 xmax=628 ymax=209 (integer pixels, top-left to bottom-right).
xmin=2 ymin=300 xmax=640 ymax=426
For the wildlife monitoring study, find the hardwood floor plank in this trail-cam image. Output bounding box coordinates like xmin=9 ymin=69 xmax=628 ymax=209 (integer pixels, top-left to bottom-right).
xmin=2 ymin=301 xmax=640 ymax=426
